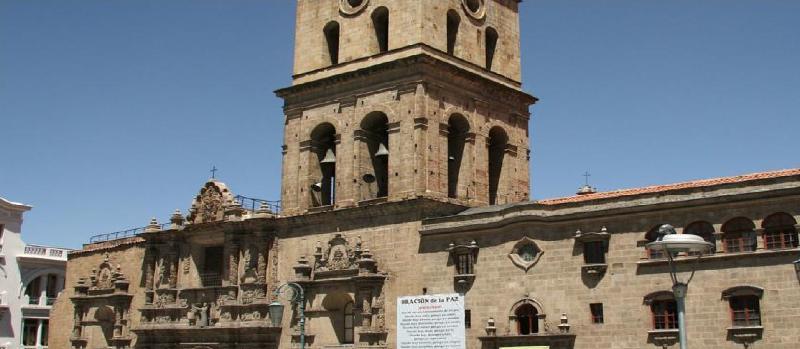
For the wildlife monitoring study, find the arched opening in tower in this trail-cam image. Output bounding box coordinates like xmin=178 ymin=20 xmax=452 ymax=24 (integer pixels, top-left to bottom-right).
xmin=360 ymin=112 xmax=389 ymax=199
xmin=371 ymin=7 xmax=389 ymax=53
xmin=488 ymin=126 xmax=508 ymax=205
xmin=310 ymin=122 xmax=337 ymax=206
xmin=448 ymin=114 xmax=470 ymax=199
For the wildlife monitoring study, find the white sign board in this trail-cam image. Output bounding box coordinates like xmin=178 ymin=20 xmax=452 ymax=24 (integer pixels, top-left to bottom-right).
xmin=397 ymin=293 xmax=465 ymax=349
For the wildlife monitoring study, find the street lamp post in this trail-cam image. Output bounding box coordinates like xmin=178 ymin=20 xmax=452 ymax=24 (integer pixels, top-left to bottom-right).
xmin=646 ymin=224 xmax=714 ymax=349
xmin=269 ymin=282 xmax=306 ymax=349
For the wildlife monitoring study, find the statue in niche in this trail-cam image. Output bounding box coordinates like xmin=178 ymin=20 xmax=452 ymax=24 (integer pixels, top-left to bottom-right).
xmin=192 ymin=303 xmax=210 ymax=327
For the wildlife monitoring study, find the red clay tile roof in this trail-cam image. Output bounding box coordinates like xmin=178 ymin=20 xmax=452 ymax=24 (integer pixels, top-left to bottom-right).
xmin=536 ymin=168 xmax=800 ymax=205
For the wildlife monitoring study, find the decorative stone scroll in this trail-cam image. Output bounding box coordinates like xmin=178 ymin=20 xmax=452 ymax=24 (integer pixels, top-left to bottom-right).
xmin=508 ymin=237 xmax=543 ymax=272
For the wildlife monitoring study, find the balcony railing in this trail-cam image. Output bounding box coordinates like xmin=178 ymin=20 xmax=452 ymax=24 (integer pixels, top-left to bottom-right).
xmin=22 ymin=245 xmax=70 ymax=260
xmin=89 ymin=223 xmax=170 ymax=243
xmin=234 ymin=195 xmax=281 ymax=213
xmin=87 ymin=196 xmax=279 ymax=244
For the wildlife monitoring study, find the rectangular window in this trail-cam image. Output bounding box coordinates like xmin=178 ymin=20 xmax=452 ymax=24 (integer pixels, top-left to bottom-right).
xmin=465 ymin=309 xmax=471 ymax=328
xmin=40 ymin=320 xmax=48 ymax=346
xmin=456 ymin=253 xmax=473 ymax=275
xmin=46 ymin=274 xmax=58 ymax=305
xmin=201 ymin=246 xmax=224 ymax=287
xmin=651 ymin=300 xmax=677 ymax=329
xmin=26 ymin=277 xmax=41 ymax=305
xmin=22 ymin=319 xmax=38 ymax=346
xmin=583 ymin=241 xmax=605 ymax=264
xmin=730 ymin=296 xmax=761 ymax=327
xmin=590 ymin=303 xmax=604 ymax=324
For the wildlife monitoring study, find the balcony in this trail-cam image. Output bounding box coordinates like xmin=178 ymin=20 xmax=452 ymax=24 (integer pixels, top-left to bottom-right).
xmin=18 ymin=245 xmax=70 ymax=264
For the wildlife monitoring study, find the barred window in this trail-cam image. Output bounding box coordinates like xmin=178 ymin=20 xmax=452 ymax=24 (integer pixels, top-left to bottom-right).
xmin=651 ymin=299 xmax=677 ymax=330
xmin=730 ymin=295 xmax=761 ymax=327
xmin=762 ymin=212 xmax=798 ymax=250
xmin=722 ymin=217 xmax=757 ymax=253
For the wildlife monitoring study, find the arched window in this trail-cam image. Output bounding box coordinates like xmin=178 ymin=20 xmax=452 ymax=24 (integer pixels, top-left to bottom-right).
xmin=323 ymin=21 xmax=340 ymax=65
xmin=371 ymin=7 xmax=389 ymax=53
xmin=360 ymin=112 xmax=389 ymax=199
xmin=487 ymin=127 xmax=508 ymax=205
xmin=447 ymin=114 xmax=469 ymax=199
xmin=485 ymin=27 xmax=498 ymax=70
xmin=645 ymin=224 xmax=666 ymax=260
xmin=343 ymin=302 xmax=354 ymax=344
xmin=684 ymin=221 xmax=716 ymax=255
xmin=762 ymin=212 xmax=798 ymax=250
xmin=446 ymin=10 xmax=460 ymax=55
xmin=515 ymin=303 xmax=538 ymax=335
xmin=722 ymin=217 xmax=757 ymax=253
xmin=310 ymin=123 xmax=337 ymax=207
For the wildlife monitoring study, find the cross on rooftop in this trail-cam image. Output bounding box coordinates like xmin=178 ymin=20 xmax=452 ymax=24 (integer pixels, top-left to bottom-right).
xmin=583 ymin=171 xmax=591 ymax=186
xmin=211 ymin=166 xmax=218 ymax=179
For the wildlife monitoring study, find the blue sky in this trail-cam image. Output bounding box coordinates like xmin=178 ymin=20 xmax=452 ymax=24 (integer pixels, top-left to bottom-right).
xmin=2 ymin=1 xmax=798 ymax=249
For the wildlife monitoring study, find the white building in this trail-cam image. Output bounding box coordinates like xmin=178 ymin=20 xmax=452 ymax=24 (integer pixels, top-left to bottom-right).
xmin=0 ymin=197 xmax=69 ymax=349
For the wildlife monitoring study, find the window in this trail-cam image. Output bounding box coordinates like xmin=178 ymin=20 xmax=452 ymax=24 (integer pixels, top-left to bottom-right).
xmin=310 ymin=123 xmax=337 ymax=207
xmin=487 ymin=127 xmax=508 ymax=205
xmin=465 ymin=309 xmax=472 ymax=328
xmin=651 ymin=299 xmax=677 ymax=330
xmin=645 ymin=225 xmax=666 ymax=259
xmin=684 ymin=221 xmax=716 ymax=255
xmin=26 ymin=277 xmax=41 ymax=305
xmin=583 ymin=241 xmax=605 ymax=264
xmin=323 ymin=21 xmax=340 ymax=65
xmin=722 ymin=217 xmax=757 ymax=253
xmin=447 ymin=114 xmax=469 ymax=199
xmin=730 ymin=295 xmax=761 ymax=327
xmin=46 ymin=274 xmax=59 ymax=305
xmin=41 ymin=319 xmax=49 ymax=347
xmin=201 ymin=246 xmax=224 ymax=286
xmin=23 ymin=319 xmax=38 ymax=346
xmin=446 ymin=10 xmax=460 ymax=55
xmin=516 ymin=303 xmax=538 ymax=335
xmin=343 ymin=302 xmax=354 ymax=344
xmin=371 ymin=7 xmax=389 ymax=53
xmin=485 ymin=27 xmax=498 ymax=70
xmin=590 ymin=303 xmax=604 ymax=324
xmin=762 ymin=212 xmax=798 ymax=250
xmin=455 ymin=252 xmax=473 ymax=275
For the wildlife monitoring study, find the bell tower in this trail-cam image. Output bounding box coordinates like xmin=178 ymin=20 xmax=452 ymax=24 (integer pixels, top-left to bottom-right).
xmin=277 ymin=0 xmax=536 ymax=216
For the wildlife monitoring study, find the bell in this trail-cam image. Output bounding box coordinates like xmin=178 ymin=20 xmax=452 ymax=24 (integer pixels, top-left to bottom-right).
xmin=320 ymin=148 xmax=336 ymax=164
xmin=374 ymin=143 xmax=389 ymax=157
xmin=310 ymin=182 xmax=322 ymax=192
xmin=448 ymin=155 xmax=456 ymax=161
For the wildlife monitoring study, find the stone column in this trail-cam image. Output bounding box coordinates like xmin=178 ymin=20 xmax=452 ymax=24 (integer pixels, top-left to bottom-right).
xmin=713 ymin=232 xmax=725 ymax=253
xmin=113 ymin=305 xmax=123 ymax=338
xmin=755 ymin=228 xmax=766 ymax=250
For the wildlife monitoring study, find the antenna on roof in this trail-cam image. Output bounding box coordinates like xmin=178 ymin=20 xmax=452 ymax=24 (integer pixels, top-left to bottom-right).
xmin=577 ymin=170 xmax=597 ymax=195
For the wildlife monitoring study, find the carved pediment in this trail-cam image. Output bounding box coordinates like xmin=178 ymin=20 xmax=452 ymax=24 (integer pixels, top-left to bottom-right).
xmin=74 ymin=253 xmax=130 ymax=295
xmin=187 ymin=180 xmax=236 ymax=224
xmin=314 ymin=234 xmax=359 ymax=273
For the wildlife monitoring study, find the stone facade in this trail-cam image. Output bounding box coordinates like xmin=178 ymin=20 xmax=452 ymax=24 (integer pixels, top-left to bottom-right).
xmin=49 ymin=1 xmax=800 ymax=349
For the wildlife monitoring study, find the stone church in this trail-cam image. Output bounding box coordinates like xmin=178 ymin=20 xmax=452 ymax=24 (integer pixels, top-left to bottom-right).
xmin=50 ymin=0 xmax=800 ymax=348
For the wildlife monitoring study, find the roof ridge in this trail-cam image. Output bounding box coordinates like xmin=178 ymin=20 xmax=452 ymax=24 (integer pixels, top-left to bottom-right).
xmin=536 ymin=168 xmax=800 ymax=205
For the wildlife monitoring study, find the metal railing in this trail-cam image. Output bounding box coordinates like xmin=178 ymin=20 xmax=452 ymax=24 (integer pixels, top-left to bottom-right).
xmin=234 ymin=195 xmax=281 ymax=213
xmin=87 ymin=195 xmax=280 ymax=244
xmin=89 ymin=223 xmax=170 ymax=243
xmin=200 ymin=272 xmax=222 ymax=287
